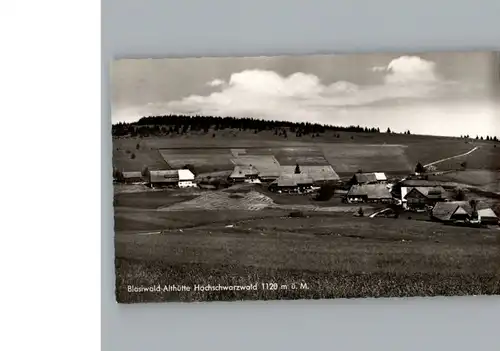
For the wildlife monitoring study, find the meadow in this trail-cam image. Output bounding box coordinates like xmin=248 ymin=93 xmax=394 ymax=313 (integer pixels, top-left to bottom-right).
xmin=112 ymin=130 xmax=500 ymax=176
xmin=112 ymin=130 xmax=500 ymax=303
xmin=115 ymin=213 xmax=500 ymax=303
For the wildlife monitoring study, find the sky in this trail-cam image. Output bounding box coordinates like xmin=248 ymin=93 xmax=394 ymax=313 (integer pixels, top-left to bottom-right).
xmin=111 ymin=52 xmax=500 ymax=137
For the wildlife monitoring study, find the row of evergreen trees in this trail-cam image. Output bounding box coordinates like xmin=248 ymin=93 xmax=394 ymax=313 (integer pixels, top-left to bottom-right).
xmin=460 ymin=134 xmax=499 ymax=142
xmin=112 ymin=114 xmax=382 ymax=137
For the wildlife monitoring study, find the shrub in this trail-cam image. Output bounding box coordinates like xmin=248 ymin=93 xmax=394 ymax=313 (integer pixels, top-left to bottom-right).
xmin=315 ymin=184 xmax=335 ymax=201
xmin=357 ymin=207 xmax=364 ymax=217
xmin=415 ymin=162 xmax=425 ymax=174
xmin=289 ymin=211 xmax=305 ymax=218
xmin=454 ymin=189 xmax=466 ymax=201
xmin=130 ymin=153 xmax=136 ymax=159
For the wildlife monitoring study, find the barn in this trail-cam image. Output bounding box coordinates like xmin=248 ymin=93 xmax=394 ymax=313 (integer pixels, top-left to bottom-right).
xmin=148 ymin=169 xmax=197 ymax=188
xmin=349 ymin=172 xmax=387 ymax=185
xmin=430 ymin=201 xmax=497 ymax=225
xmin=232 ymin=155 xmax=281 ymax=182
xmin=269 ymin=174 xmax=314 ymax=193
xmin=397 ymin=180 xmax=446 ymax=205
xmin=431 ymin=202 xmax=473 ymax=222
xmin=346 ymin=184 xmax=393 ymax=203
xmin=148 ymin=170 xmax=179 ymax=188
xmin=229 ymin=165 xmax=260 ymax=183
xmin=120 ymin=171 xmax=144 ymax=184
xmin=279 ymin=165 xmax=340 ymax=184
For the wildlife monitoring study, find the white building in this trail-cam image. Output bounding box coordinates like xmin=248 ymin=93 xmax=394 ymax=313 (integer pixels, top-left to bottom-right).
xmin=178 ymin=169 xmax=196 ymax=188
xmin=148 ymin=169 xmax=197 ymax=188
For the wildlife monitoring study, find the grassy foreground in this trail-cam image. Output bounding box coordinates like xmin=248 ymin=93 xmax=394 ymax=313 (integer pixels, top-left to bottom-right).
xmin=115 ymin=259 xmax=500 ymax=303
xmin=115 ymin=212 xmax=500 ymax=303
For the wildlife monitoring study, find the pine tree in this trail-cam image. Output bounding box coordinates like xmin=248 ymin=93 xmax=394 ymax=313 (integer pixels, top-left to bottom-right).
xmin=294 ymin=164 xmax=301 ymax=174
xmin=415 ymin=162 xmax=425 ymax=174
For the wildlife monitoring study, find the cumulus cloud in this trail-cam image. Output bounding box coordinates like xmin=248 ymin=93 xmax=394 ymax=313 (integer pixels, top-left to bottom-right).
xmin=155 ymin=56 xmax=455 ymax=122
xmin=384 ymin=56 xmax=438 ymax=84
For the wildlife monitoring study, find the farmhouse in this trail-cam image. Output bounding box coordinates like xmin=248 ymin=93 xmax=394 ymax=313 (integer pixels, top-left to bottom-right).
xmin=120 ymin=171 xmax=144 ymax=184
xmin=396 ymin=179 xmax=445 ymax=204
xmin=403 ymin=186 xmax=447 ymax=211
xmin=269 ymin=174 xmax=314 ymax=193
xmin=149 ymin=170 xmax=178 ymax=187
xmin=232 ymin=155 xmax=281 ymax=182
xmin=346 ymin=184 xmax=393 ymax=203
xmin=431 ymin=201 xmax=498 ymax=225
xmin=229 ymin=165 xmax=260 ymax=183
xmin=349 ymin=172 xmax=387 ymax=185
xmin=431 ymin=202 xmax=473 ymax=222
xmin=280 ymin=165 xmax=340 ymax=184
xmin=148 ymin=169 xmax=197 ymax=188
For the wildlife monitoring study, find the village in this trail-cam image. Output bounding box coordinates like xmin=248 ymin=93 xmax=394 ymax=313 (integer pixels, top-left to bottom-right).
xmin=113 ymin=153 xmax=500 ymax=229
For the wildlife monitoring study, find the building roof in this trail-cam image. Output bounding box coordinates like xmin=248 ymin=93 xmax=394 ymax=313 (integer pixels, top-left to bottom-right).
xmin=281 ymin=165 xmax=340 ymax=182
xmin=432 ymin=201 xmax=496 ymax=221
xmin=404 ymin=186 xmax=446 ymax=199
xmin=232 ymin=155 xmax=281 ymax=178
xmin=353 ymin=173 xmax=377 ymax=183
xmin=149 ymin=170 xmax=179 ymax=183
xmin=275 ymin=178 xmax=298 ymax=187
xmin=432 ymin=201 xmax=472 ymax=221
xmin=478 ymin=208 xmax=498 ymax=219
xmin=229 ymin=165 xmax=259 ymax=179
xmin=347 ymin=184 xmax=392 ymax=199
xmin=401 ymin=179 xmax=442 ymax=187
xmin=178 ymin=169 xmax=195 ymax=181
xmin=122 ymin=171 xmax=143 ymax=179
xmin=271 ymin=174 xmax=314 ymax=187
xmin=374 ymin=172 xmax=388 ymax=181
xmin=353 ymin=172 xmax=387 ymax=184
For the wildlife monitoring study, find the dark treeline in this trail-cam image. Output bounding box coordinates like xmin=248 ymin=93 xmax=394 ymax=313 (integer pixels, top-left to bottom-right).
xmin=112 ymin=114 xmax=381 ymax=137
xmin=460 ymin=134 xmax=499 ymax=142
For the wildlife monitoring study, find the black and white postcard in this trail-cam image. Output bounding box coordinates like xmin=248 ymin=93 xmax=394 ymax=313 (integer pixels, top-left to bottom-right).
xmin=112 ymin=52 xmax=500 ymax=303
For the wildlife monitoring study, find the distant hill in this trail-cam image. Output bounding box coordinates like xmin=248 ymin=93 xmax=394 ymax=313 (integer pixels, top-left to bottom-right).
xmin=112 ymin=114 xmax=382 ymax=138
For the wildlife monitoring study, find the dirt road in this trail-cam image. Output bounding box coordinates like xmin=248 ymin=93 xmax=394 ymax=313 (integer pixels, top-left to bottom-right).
xmin=424 ymin=146 xmax=479 ymax=168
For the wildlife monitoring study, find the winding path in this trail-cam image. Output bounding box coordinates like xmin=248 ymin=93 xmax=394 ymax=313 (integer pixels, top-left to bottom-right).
xmin=424 ymin=146 xmax=479 ymax=168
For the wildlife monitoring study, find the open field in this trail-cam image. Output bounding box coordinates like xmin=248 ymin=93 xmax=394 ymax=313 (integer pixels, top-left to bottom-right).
xmin=113 ymin=132 xmax=500 ymax=176
xmin=231 ymin=155 xmax=281 ymax=176
xmin=430 ymin=170 xmax=500 ymax=188
xmin=113 ymin=132 xmax=500 ymax=303
xmin=113 ymin=186 xmax=377 ymax=234
xmin=424 ymin=145 xmax=500 ymax=171
xmin=320 ymin=144 xmax=411 ymax=174
xmin=115 ymin=214 xmax=500 ymax=303
xmin=159 ymin=148 xmax=234 ymax=173
xmin=113 ymin=139 xmax=168 ymax=171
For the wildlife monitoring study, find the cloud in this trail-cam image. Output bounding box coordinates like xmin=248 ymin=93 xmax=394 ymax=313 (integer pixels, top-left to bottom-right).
xmin=115 ymin=56 xmax=492 ymax=134
xmin=384 ymin=56 xmax=438 ymax=84
xmin=207 ymin=79 xmax=225 ymax=87
xmin=157 ymin=56 xmax=453 ymax=121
